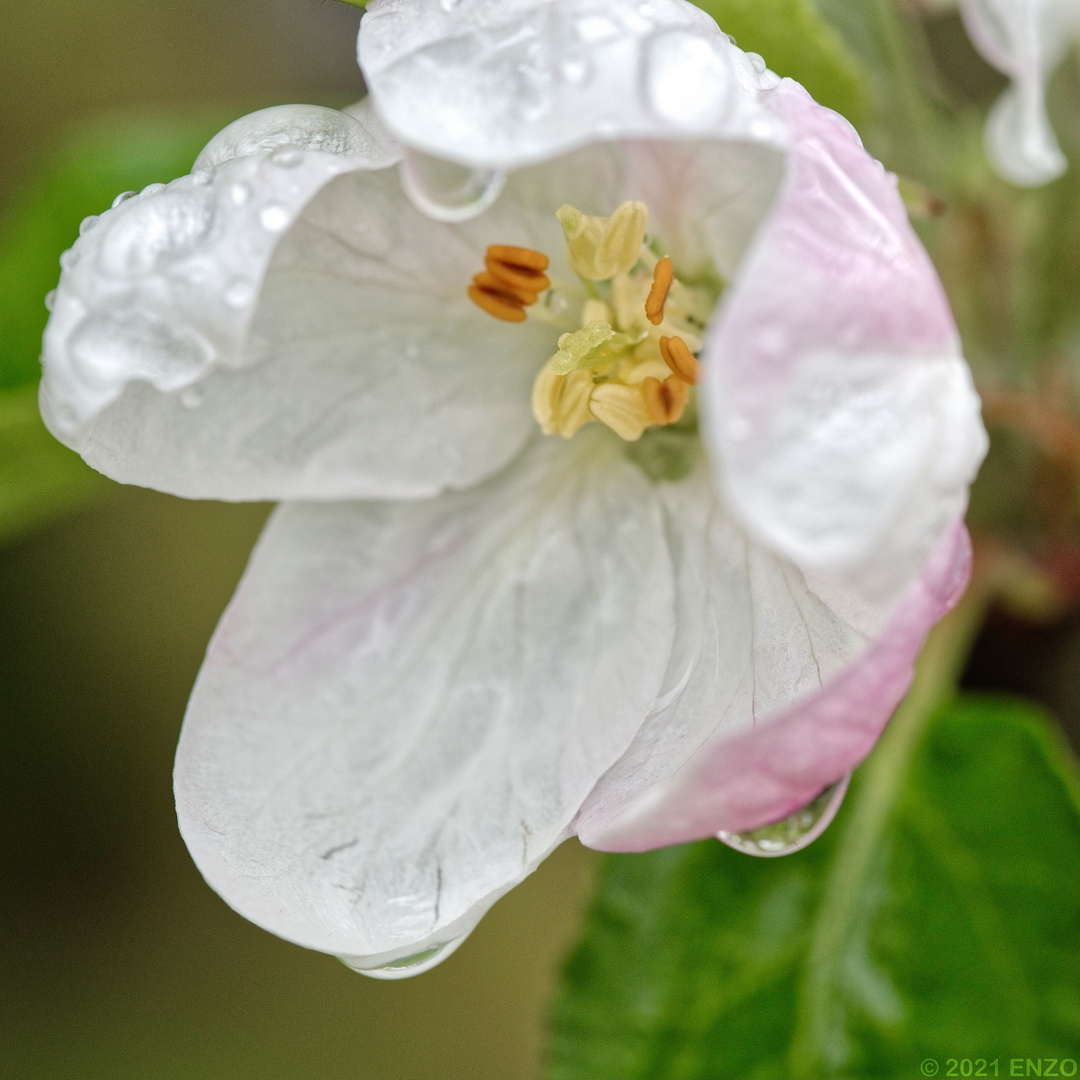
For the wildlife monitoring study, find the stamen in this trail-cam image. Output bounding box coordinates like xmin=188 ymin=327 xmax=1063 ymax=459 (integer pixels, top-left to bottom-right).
xmin=658 ymin=335 xmax=700 ymax=385
xmin=485 ymin=246 xmax=551 ymax=295
xmin=469 ymin=244 xmax=550 ymax=321
xmin=641 ymin=375 xmax=690 ymax=426
xmin=644 ymin=256 xmax=674 ymax=326
xmin=468 ymin=280 xmax=527 ymax=322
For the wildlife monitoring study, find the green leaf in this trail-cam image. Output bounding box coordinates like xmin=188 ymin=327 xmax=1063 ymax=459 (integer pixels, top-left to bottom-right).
xmin=0 ymin=109 xmax=233 ymax=392
xmin=548 ymin=694 xmax=1080 ymax=1079
xmin=691 ymin=0 xmax=871 ymax=126
xmin=0 ymin=385 xmax=106 ymax=546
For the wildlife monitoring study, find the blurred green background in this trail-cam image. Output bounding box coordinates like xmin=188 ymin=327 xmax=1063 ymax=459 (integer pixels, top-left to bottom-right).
xmin=0 ymin=2 xmax=1077 ymax=1078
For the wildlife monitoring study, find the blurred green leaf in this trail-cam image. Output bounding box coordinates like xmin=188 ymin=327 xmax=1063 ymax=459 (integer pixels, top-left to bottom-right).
xmin=548 ymin=694 xmax=1080 ymax=1079
xmin=691 ymin=0 xmax=870 ymax=125
xmin=0 ymin=110 xmax=233 ymax=392
xmin=0 ymin=385 xmax=106 ymax=545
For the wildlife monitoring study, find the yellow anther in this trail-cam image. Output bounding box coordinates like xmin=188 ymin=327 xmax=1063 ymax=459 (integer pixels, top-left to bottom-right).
xmin=532 ymin=364 xmax=594 ymax=439
xmin=588 ymin=383 xmax=654 ymax=442
xmin=644 ymin=256 xmax=674 ymax=326
xmin=641 ymin=374 xmax=690 ymax=426
xmin=556 ymin=201 xmax=648 ymax=281
xmin=469 ymin=244 xmax=550 ymax=321
xmin=658 ymin=334 xmax=700 ymax=385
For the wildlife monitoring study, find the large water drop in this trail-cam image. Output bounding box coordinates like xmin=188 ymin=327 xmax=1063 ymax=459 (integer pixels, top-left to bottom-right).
xmin=717 ymin=774 xmax=850 ymax=857
xmin=400 ymin=150 xmax=505 ymax=223
xmin=339 ymin=934 xmax=468 ymax=980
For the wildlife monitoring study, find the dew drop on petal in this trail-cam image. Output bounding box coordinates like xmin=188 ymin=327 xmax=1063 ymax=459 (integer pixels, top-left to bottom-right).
xmin=79 ymin=215 xmax=100 ymax=235
xmin=399 ymin=150 xmax=505 ymax=223
xmin=439 ymin=0 xmax=463 ymax=10
xmin=98 ymin=192 xmax=215 ymax=277
xmin=716 ymin=774 xmax=851 ymax=857
xmin=224 ymin=276 xmax=255 ymax=308
xmin=259 ymin=202 xmax=290 ymax=232
xmin=191 ymin=168 xmax=215 ymax=186
xmin=339 ymin=935 xmax=469 ymax=980
xmin=270 ymin=147 xmax=303 ymax=168
xmin=111 ymin=191 xmax=137 ymax=209
xmin=746 ymin=51 xmax=767 ymax=74
xmin=44 ymin=289 xmax=56 ymax=312
xmin=142 ymin=183 xmax=167 ymax=196
xmin=645 ymin=30 xmax=731 ymax=127
xmin=59 ymin=249 xmax=78 ymax=272
xmin=69 ymin=310 xmax=213 ymax=394
xmin=560 ymin=58 xmax=592 ymax=85
xmin=229 ymin=181 xmax=252 ymax=207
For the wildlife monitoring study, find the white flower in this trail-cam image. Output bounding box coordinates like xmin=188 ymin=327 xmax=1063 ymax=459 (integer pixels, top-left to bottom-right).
xmin=39 ymin=0 xmax=987 ymax=976
xmin=959 ymin=0 xmax=1080 ymax=185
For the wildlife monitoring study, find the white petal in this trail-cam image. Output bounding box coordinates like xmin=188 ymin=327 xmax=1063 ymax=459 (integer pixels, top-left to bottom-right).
xmin=575 ymin=455 xmax=874 ymax=844
xmin=174 ymin=428 xmax=674 ymax=968
xmin=960 ymin=0 xmax=1080 ymax=185
xmin=358 ymin=0 xmax=785 ymax=169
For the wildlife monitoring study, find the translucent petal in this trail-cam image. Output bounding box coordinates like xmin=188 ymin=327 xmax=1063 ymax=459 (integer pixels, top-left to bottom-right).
xmin=175 ymin=429 xmax=674 ymax=968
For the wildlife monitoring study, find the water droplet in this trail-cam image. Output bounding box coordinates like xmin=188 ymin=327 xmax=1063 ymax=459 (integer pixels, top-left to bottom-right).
xmin=224 ymin=276 xmax=255 ymax=308
xmin=340 ymin=935 xmax=468 ymax=980
xmin=400 ymin=150 xmax=505 ymax=223
xmin=191 ymin=168 xmax=214 ymax=186
xmin=646 ymin=31 xmax=731 ymax=128
xmin=111 ymin=191 xmax=137 ymax=209
xmin=575 ymin=13 xmax=620 ymax=42
xmin=142 ymin=183 xmax=166 ymax=196
xmin=746 ymin=51 xmax=767 ymax=74
xmin=717 ymin=774 xmax=850 ymax=857
xmin=44 ymin=289 xmax=56 ymax=312
xmin=98 ymin=192 xmax=215 ymax=277
xmin=560 ymin=58 xmax=591 ymax=85
xmin=79 ymin=215 xmax=100 ymax=235
xmin=438 ymin=0 xmax=463 ymax=10
xmin=59 ymin=249 xmax=78 ymax=272
xmin=270 ymin=147 xmax=303 ymax=168
xmin=229 ymin=181 xmax=252 ymax=207
xmin=259 ymin=202 xmax=290 ymax=232
xmin=69 ymin=310 xmax=213 ymax=393
xmin=179 ymin=386 xmax=204 ymax=409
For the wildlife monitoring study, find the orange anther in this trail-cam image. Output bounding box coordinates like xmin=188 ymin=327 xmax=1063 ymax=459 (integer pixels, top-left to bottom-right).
xmin=641 ymin=374 xmax=690 ymax=426
xmin=469 ymin=244 xmax=551 ymax=321
xmin=658 ymin=334 xmax=699 ymax=385
xmin=485 ymin=255 xmax=550 ymax=296
xmin=468 ymin=281 xmax=527 ymax=322
xmin=487 ymin=245 xmax=550 ymax=272
xmin=472 ymin=270 xmax=539 ymax=307
xmin=644 ymin=256 xmax=674 ymax=326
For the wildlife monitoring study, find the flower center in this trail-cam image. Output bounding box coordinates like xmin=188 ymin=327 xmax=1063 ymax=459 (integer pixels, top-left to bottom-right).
xmin=467 ymin=200 xmax=719 ymax=448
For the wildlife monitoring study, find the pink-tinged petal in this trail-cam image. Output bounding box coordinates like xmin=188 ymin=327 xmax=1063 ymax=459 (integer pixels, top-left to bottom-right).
xmin=578 ymin=517 xmax=972 ymax=851
xmin=701 ymin=81 xmax=986 ymax=598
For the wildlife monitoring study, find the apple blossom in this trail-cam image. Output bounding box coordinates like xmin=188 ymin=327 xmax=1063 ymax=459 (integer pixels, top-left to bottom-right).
xmin=38 ymin=0 xmax=986 ymax=976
